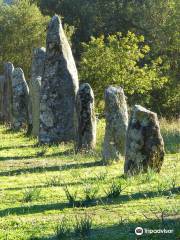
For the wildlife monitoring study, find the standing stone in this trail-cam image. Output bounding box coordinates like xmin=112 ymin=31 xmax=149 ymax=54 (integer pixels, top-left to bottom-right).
xmin=1 ymin=67 xmax=8 ymax=122
xmin=124 ymin=105 xmax=165 ymax=176
xmin=30 ymin=47 xmax=46 ymax=136
xmin=0 ymin=75 xmax=5 ymax=121
xmin=39 ymin=15 xmax=79 ymax=144
xmin=102 ymin=86 xmax=128 ymax=162
xmin=4 ymin=62 xmax=14 ymax=123
xmin=11 ymin=68 xmax=29 ymax=130
xmin=76 ymin=83 xmax=96 ymax=152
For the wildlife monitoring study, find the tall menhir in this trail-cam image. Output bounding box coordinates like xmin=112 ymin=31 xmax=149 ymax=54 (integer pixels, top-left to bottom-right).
xmin=39 ymin=15 xmax=79 ymax=144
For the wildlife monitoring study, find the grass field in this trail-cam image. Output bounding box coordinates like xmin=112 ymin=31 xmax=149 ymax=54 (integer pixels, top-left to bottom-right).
xmin=0 ymin=119 xmax=179 ymax=240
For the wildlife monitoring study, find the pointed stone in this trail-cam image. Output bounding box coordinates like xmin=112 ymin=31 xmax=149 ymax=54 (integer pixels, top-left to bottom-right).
xmin=124 ymin=105 xmax=165 ymax=176
xmin=11 ymin=68 xmax=29 ymax=130
xmin=39 ymin=15 xmax=79 ymax=144
xmin=30 ymin=47 xmax=46 ymax=137
xmin=76 ymin=83 xmax=96 ymax=152
xmin=102 ymin=86 xmax=128 ymax=162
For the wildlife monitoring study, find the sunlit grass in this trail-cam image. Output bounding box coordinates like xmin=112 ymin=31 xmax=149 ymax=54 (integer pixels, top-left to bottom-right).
xmin=0 ymin=119 xmax=179 ymax=239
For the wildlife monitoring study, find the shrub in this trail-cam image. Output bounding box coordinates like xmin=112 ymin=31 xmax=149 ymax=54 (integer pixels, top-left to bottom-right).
xmin=63 ymin=186 xmax=78 ymax=205
xmin=46 ymin=175 xmax=62 ymax=187
xmin=105 ymin=180 xmax=126 ymax=198
xmin=22 ymin=187 xmax=41 ymax=202
xmin=83 ymin=184 xmax=99 ymax=202
xmin=80 ymin=32 xmax=168 ymax=113
xmin=56 ymin=217 xmax=71 ymax=240
xmin=74 ymin=214 xmax=92 ymax=238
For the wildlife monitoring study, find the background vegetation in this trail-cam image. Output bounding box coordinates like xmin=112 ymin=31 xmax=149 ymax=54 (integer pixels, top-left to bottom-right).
xmin=0 ymin=0 xmax=179 ymax=115
xmin=0 ymin=0 xmax=48 ymax=77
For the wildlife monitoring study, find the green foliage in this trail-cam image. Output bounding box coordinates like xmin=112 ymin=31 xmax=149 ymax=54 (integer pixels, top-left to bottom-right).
xmin=0 ymin=0 xmax=49 ymax=77
xmin=39 ymin=0 xmax=180 ymax=116
xmin=63 ymin=23 xmax=75 ymax=47
xmin=83 ymin=184 xmax=99 ymax=201
xmin=134 ymin=0 xmax=180 ymax=116
xmin=63 ymin=186 xmax=78 ymax=205
xmin=151 ymin=79 xmax=180 ymax=118
xmin=46 ymin=175 xmax=62 ymax=187
xmin=56 ymin=214 xmax=92 ymax=239
xmin=56 ymin=217 xmax=71 ymax=240
xmin=80 ymin=32 xmax=167 ymax=110
xmin=160 ymin=118 xmax=180 ymax=153
xmin=74 ymin=214 xmax=92 ymax=238
xmin=140 ymin=168 xmax=158 ymax=184
xmin=105 ymin=180 xmax=126 ymax=198
xmin=22 ymin=187 xmax=41 ymax=202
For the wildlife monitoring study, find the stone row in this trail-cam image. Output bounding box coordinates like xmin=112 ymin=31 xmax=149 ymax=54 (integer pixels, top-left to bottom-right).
xmin=0 ymin=15 xmax=165 ymax=176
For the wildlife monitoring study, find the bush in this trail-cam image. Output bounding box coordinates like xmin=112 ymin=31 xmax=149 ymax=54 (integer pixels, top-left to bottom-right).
xmin=74 ymin=214 xmax=92 ymax=238
xmin=56 ymin=217 xmax=71 ymax=240
xmin=22 ymin=187 xmax=41 ymax=202
xmin=83 ymin=184 xmax=99 ymax=202
xmin=63 ymin=186 xmax=78 ymax=206
xmin=80 ymin=32 xmax=168 ymax=113
xmin=105 ymin=180 xmax=126 ymax=198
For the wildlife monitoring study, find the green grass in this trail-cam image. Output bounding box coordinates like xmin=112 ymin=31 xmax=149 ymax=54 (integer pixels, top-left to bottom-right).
xmin=0 ymin=120 xmax=179 ymax=240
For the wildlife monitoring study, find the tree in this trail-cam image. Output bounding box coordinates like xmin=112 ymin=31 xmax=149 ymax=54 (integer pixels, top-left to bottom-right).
xmin=0 ymin=0 xmax=49 ymax=77
xmin=80 ymin=32 xmax=168 ymax=112
xmin=39 ymin=0 xmax=180 ymax=117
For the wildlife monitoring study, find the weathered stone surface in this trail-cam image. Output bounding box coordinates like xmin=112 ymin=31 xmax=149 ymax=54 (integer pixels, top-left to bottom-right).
xmin=124 ymin=105 xmax=165 ymax=175
xmin=11 ymin=68 xmax=29 ymax=130
xmin=1 ymin=71 xmax=8 ymax=122
xmin=102 ymin=86 xmax=128 ymax=162
xmin=76 ymin=83 xmax=96 ymax=151
xmin=4 ymin=62 xmax=14 ymax=123
xmin=39 ymin=15 xmax=79 ymax=144
xmin=30 ymin=47 xmax=46 ymax=136
xmin=0 ymin=75 xmax=5 ymax=121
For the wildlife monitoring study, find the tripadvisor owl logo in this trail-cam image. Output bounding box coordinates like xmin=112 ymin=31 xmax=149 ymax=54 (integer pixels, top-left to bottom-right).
xmin=135 ymin=227 xmax=144 ymax=235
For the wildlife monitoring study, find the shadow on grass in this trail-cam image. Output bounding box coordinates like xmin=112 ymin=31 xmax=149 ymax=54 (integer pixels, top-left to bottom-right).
xmin=0 ymin=148 xmax=75 ymax=161
xmin=0 ymin=160 xmax=104 ymax=176
xmin=1 ymin=173 xmax=105 ymax=191
xmin=1 ymin=175 xmax=103 ymax=191
xmin=1 ymin=128 xmax=20 ymax=134
xmin=30 ymin=217 xmax=180 ymax=240
xmin=0 ymin=144 xmax=36 ymax=151
xmin=0 ymin=187 xmax=179 ymax=218
xmin=0 ymin=182 xmax=81 ymax=192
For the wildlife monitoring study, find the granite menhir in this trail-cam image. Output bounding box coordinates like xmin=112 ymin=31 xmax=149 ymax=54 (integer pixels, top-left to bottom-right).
xmin=4 ymin=62 xmax=14 ymax=123
xmin=102 ymin=86 xmax=128 ymax=162
xmin=0 ymin=75 xmax=5 ymax=121
xmin=124 ymin=105 xmax=165 ymax=176
xmin=76 ymin=83 xmax=96 ymax=152
xmin=39 ymin=15 xmax=79 ymax=144
xmin=11 ymin=68 xmax=29 ymax=130
xmin=30 ymin=47 xmax=46 ymax=137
